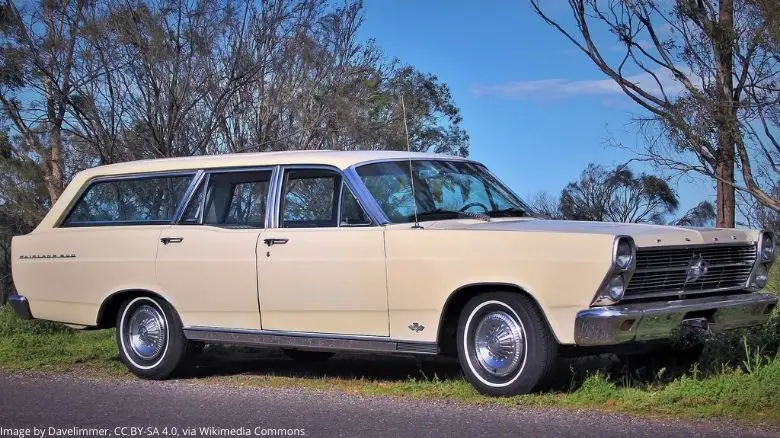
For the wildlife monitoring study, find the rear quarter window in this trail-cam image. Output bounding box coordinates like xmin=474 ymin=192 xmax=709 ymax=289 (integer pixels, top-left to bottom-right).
xmin=62 ymin=174 xmax=194 ymax=226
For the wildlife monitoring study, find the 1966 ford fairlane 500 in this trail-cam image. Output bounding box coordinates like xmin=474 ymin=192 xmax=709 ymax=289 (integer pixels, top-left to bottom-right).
xmin=8 ymin=151 xmax=777 ymax=395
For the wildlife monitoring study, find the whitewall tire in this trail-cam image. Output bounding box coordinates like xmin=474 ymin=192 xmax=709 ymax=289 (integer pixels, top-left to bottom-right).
xmin=457 ymin=292 xmax=558 ymax=396
xmin=116 ymin=296 xmax=188 ymax=379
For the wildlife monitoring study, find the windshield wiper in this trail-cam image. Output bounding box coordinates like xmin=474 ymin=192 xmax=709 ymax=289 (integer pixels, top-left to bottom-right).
xmin=413 ymin=209 xmax=490 ymax=221
xmin=486 ymin=207 xmax=527 ymax=218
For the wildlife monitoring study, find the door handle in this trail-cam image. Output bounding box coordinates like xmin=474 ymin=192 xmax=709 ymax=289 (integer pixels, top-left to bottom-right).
xmin=160 ymin=237 xmax=184 ymax=245
xmin=263 ymin=238 xmax=289 ymax=246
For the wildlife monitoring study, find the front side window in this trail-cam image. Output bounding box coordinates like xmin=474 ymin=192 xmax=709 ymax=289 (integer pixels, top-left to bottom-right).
xmin=281 ymin=169 xmax=340 ymax=228
xmin=64 ymin=174 xmax=194 ymax=226
xmin=355 ymin=160 xmax=530 ymax=223
xmin=340 ymin=186 xmax=371 ymax=226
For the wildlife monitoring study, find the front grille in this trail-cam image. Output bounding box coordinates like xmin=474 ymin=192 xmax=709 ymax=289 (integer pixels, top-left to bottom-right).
xmin=624 ymin=243 xmax=756 ymax=300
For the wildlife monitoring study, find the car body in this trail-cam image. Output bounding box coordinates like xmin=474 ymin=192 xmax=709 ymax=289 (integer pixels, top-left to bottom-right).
xmin=8 ymin=150 xmax=778 ymax=395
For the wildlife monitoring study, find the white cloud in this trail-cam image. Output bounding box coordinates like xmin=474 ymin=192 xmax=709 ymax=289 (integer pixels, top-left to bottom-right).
xmin=470 ymin=69 xmax=688 ymax=103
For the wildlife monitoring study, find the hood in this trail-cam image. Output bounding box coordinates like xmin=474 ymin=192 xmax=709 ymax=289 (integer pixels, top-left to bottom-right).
xmin=421 ymin=218 xmax=758 ymax=248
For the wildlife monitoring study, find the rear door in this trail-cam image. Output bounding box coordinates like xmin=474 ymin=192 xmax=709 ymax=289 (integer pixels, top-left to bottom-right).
xmin=156 ymin=167 xmax=275 ymax=330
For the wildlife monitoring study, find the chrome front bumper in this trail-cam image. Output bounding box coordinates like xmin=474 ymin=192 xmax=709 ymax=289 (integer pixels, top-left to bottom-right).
xmin=574 ymin=292 xmax=777 ymax=346
xmin=7 ymin=293 xmax=32 ymax=320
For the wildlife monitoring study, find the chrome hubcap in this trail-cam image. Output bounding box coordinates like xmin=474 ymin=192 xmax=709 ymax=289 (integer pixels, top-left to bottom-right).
xmin=126 ymin=304 xmax=167 ymax=360
xmin=474 ymin=310 xmax=524 ymax=377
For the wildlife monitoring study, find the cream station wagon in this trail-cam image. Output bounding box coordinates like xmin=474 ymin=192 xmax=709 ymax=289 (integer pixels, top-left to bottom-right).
xmin=8 ymin=151 xmax=778 ymax=395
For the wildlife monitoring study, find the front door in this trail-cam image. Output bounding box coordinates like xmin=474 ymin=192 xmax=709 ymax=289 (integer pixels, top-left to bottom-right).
xmin=257 ymin=167 xmax=389 ymax=336
xmin=156 ymin=168 xmax=274 ymax=330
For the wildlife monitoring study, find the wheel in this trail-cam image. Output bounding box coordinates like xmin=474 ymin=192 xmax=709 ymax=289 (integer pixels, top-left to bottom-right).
xmin=282 ymin=349 xmax=335 ymax=362
xmin=457 ymin=292 xmax=557 ymax=396
xmin=116 ymin=296 xmax=188 ymax=379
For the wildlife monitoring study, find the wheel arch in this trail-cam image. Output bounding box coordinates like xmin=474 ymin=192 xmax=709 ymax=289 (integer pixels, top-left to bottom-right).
xmin=436 ymin=282 xmax=560 ymax=355
xmin=96 ymin=289 xmax=171 ymax=329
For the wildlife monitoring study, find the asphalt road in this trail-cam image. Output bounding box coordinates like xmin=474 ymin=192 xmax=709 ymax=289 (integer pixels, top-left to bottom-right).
xmin=0 ymin=372 xmax=775 ymax=438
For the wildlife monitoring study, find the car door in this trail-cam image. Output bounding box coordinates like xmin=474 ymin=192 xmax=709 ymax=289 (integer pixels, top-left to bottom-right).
xmin=256 ymin=166 xmax=389 ymax=336
xmin=156 ymin=167 xmax=275 ymax=330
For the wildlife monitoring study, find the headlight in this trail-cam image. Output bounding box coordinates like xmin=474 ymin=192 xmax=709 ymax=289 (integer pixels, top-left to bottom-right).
xmin=615 ymin=239 xmax=634 ymax=269
xmin=606 ymin=274 xmax=625 ymax=301
xmin=761 ymin=232 xmax=776 ymax=262
xmin=591 ymin=237 xmax=636 ymax=306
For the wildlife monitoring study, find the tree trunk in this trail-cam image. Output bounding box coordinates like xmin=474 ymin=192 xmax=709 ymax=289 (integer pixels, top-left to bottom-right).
xmin=46 ymin=126 xmax=64 ymax=204
xmin=714 ymin=136 xmax=736 ymax=228
xmin=713 ymin=0 xmax=736 ymax=228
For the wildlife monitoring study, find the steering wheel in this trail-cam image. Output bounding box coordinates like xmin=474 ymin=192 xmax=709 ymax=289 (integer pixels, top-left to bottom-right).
xmin=459 ymin=201 xmax=490 ymax=213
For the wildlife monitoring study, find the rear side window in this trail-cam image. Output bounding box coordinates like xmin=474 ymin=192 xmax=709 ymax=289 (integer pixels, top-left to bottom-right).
xmin=223 ymin=180 xmax=270 ymax=226
xmin=180 ymin=170 xmax=273 ymax=228
xmin=63 ymin=174 xmax=194 ymax=226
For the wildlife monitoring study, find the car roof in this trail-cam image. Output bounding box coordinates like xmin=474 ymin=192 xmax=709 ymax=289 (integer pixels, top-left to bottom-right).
xmin=34 ymin=150 xmax=475 ymax=232
xmin=76 ymin=150 xmax=470 ymax=179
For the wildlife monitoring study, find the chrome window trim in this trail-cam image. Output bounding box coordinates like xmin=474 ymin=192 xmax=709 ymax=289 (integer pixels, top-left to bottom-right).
xmin=266 ymin=166 xmax=282 ymax=229
xmin=345 ymin=157 xmax=533 ymax=225
xmin=198 ymin=173 xmax=210 ymax=225
xmin=58 ymin=170 xmax=200 ymax=228
xmin=172 ymin=170 xmax=206 ymax=223
xmin=272 ymin=164 xmax=379 ymax=229
xmin=348 ymin=155 xmax=475 ymax=168
xmin=342 ymin=166 xmax=390 ymax=225
xmin=339 ymin=181 xmax=373 ymax=227
xmin=174 ymin=166 xmax=278 ymax=228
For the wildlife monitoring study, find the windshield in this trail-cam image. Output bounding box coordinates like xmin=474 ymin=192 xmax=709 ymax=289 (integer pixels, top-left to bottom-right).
xmin=355 ymin=160 xmax=532 ymax=223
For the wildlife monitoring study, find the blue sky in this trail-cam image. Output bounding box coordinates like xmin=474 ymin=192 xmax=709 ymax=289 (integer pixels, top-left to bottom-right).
xmin=359 ymin=0 xmax=714 ymax=218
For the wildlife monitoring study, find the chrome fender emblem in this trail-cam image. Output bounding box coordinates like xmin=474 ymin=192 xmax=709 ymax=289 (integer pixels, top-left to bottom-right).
xmin=408 ymin=322 xmax=425 ymax=332
xmin=686 ymin=255 xmax=709 ymax=282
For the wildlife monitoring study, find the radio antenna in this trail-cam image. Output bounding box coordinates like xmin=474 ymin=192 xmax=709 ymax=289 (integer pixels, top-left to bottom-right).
xmin=400 ymin=94 xmax=421 ymax=229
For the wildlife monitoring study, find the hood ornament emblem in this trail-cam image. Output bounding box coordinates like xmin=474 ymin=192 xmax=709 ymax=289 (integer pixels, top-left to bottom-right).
xmin=686 ymin=255 xmax=709 ymax=282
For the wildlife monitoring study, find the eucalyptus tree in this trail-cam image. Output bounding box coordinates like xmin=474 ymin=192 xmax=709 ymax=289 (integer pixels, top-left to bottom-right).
xmin=531 ymin=0 xmax=780 ymax=227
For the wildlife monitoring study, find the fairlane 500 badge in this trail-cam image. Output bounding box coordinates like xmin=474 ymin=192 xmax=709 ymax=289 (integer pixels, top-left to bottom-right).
xmin=19 ymin=253 xmax=76 ymax=259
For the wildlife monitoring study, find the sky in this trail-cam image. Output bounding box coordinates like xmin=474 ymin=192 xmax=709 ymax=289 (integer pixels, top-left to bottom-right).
xmin=358 ymin=0 xmax=715 ymax=218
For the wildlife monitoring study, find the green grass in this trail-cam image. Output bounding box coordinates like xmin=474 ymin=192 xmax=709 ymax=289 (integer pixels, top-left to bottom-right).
xmin=0 ymin=264 xmax=778 ymax=426
xmin=0 ymin=306 xmax=122 ymax=374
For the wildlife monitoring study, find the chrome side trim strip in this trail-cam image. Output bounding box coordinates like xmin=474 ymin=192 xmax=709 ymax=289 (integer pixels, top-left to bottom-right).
xmin=183 ymin=327 xmax=438 ymax=355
